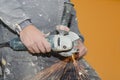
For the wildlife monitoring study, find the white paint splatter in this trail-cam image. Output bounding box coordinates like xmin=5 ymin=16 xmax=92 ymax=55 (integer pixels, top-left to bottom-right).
xmin=79 ymin=71 xmax=83 ymax=75
xmin=31 ymin=62 xmax=35 ymax=66
xmin=75 ymin=18 xmax=78 ymax=21
xmin=5 ymin=68 xmax=10 ymax=75
xmin=22 ymin=2 xmax=26 ymax=5
xmin=38 ymin=14 xmax=43 ymax=17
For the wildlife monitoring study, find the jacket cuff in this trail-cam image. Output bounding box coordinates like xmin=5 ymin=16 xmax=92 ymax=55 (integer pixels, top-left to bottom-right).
xmin=15 ymin=19 xmax=32 ymax=34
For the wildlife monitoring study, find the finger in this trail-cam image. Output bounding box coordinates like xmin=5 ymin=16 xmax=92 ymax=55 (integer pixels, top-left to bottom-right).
xmin=32 ymin=43 xmax=41 ymax=53
xmin=37 ymin=41 xmax=46 ymax=53
xmin=79 ymin=47 xmax=87 ymax=57
xmin=78 ymin=48 xmax=84 ymax=57
xmin=64 ymin=27 xmax=70 ymax=31
xmin=45 ymin=43 xmax=51 ymax=52
xmin=56 ymin=25 xmax=70 ymax=32
xmin=60 ymin=26 xmax=69 ymax=31
xmin=82 ymin=48 xmax=87 ymax=56
xmin=42 ymin=40 xmax=51 ymax=53
xmin=27 ymin=46 xmax=35 ymax=54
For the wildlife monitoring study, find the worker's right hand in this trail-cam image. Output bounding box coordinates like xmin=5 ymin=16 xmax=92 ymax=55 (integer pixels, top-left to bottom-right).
xmin=19 ymin=25 xmax=51 ymax=54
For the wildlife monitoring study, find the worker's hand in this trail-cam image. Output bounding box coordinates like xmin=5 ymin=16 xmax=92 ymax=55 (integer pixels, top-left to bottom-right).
xmin=19 ymin=25 xmax=51 ymax=54
xmin=75 ymin=40 xmax=87 ymax=59
xmin=56 ymin=25 xmax=70 ymax=32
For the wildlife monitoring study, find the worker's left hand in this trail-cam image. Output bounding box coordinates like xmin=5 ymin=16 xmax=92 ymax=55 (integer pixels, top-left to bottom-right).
xmin=56 ymin=25 xmax=87 ymax=58
xmin=75 ymin=40 xmax=87 ymax=59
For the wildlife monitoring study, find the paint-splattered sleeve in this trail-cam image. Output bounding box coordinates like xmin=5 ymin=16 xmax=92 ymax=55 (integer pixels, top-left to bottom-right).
xmin=0 ymin=0 xmax=30 ymax=32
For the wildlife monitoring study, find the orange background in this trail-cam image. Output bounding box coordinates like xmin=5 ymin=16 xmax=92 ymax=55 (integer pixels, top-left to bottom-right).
xmin=72 ymin=0 xmax=120 ymax=80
